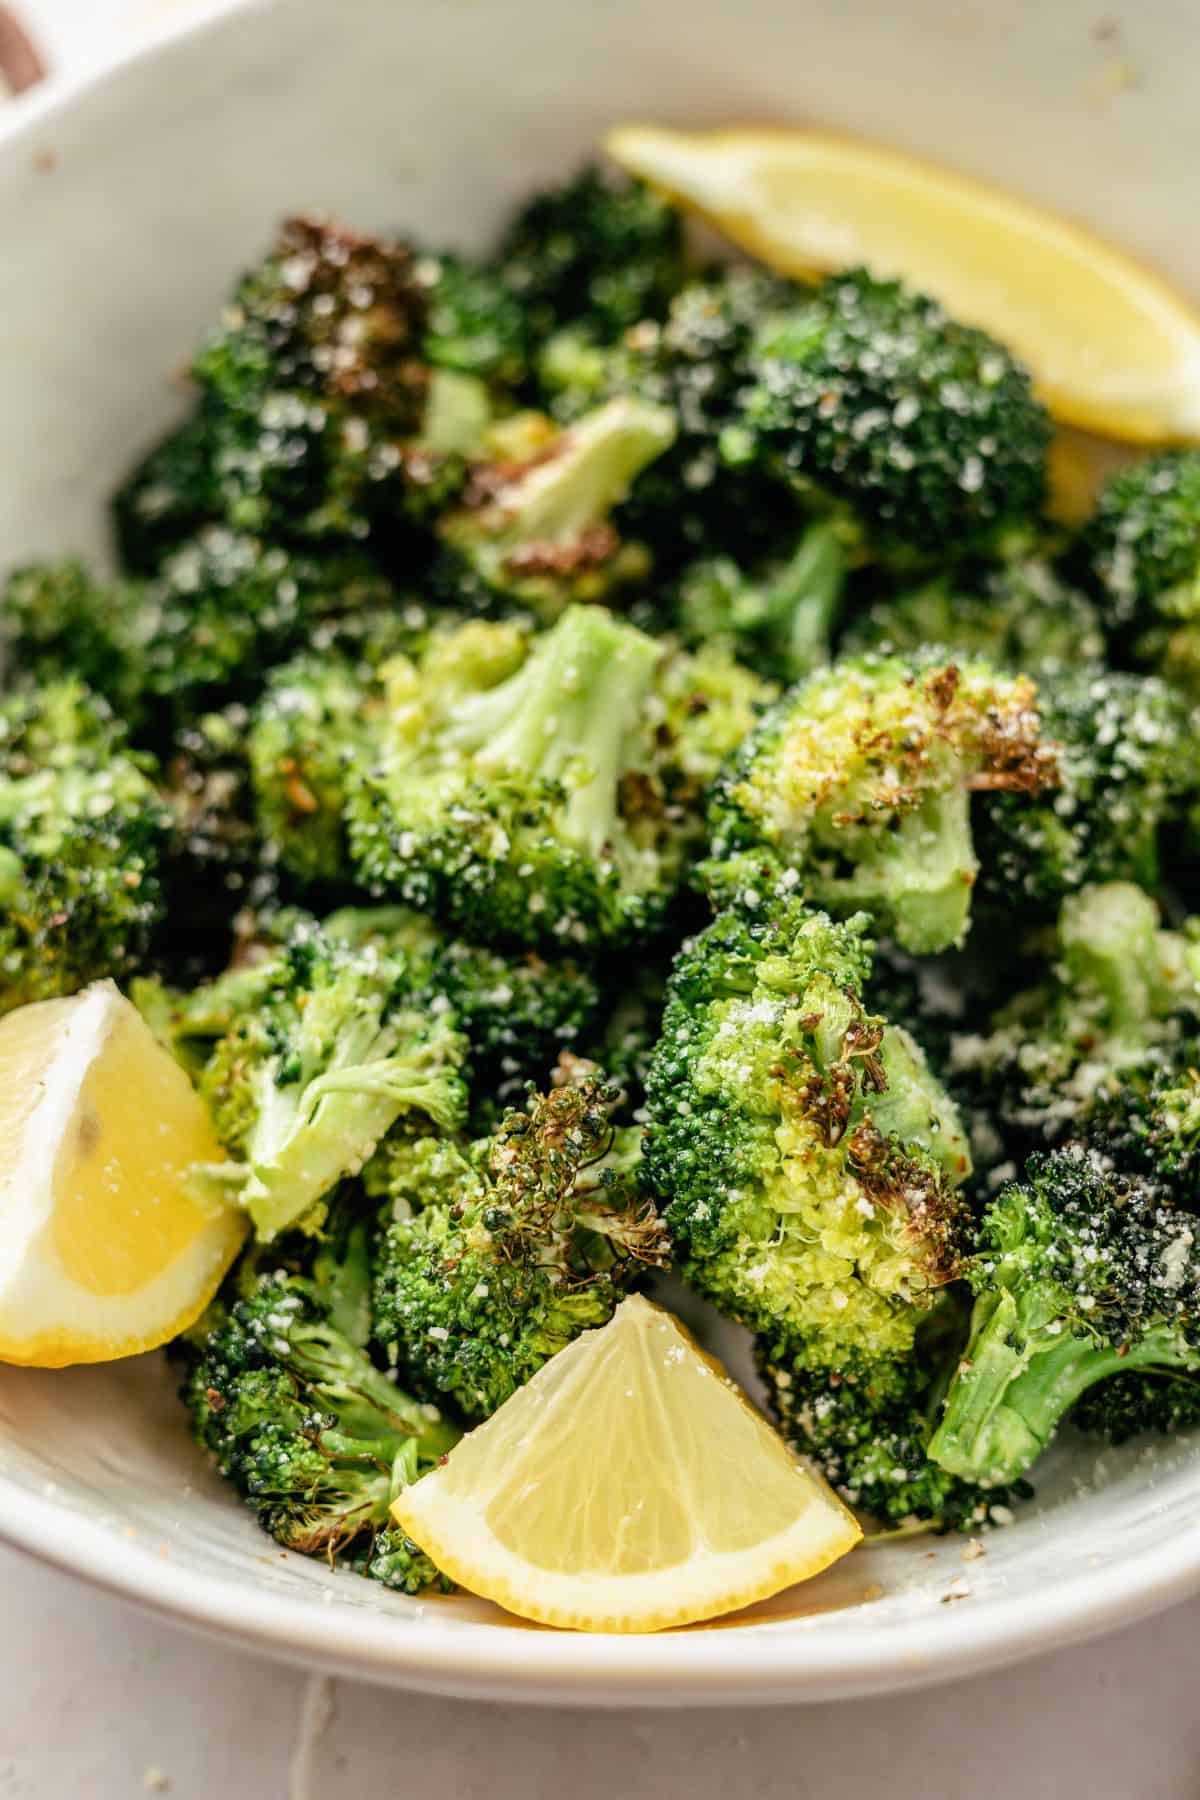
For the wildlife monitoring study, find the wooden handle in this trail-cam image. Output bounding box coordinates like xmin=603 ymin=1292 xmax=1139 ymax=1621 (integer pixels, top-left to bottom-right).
xmin=0 ymin=6 xmax=45 ymax=93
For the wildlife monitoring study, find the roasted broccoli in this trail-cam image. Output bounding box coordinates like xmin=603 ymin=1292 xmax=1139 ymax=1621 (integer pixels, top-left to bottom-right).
xmin=1 ymin=535 xmax=395 ymax=741
xmin=978 ymin=666 xmax=1200 ymax=912
xmin=540 ymin=267 xmax=805 ymax=567
xmin=194 ymin=917 xmax=468 ymax=1240
xmin=928 ymin=1147 xmax=1200 ymax=1488
xmin=950 ymin=881 xmax=1200 ymax=1175
xmin=643 ymin=890 xmax=971 ymax=1375
xmin=417 ymin=249 xmax=531 ymax=390
xmin=672 ymin=520 xmax=848 ymax=683
xmin=499 ymin=164 xmax=684 ymax=342
xmin=1082 ymin=450 xmax=1200 ymax=695
xmin=348 ymin=603 xmax=768 ymax=950
xmin=760 ymin=1304 xmax=1027 ymax=1530
xmin=729 ymin=269 xmax=1051 ymax=557
xmin=0 ymin=683 xmax=171 ymax=1012
xmin=708 ymin=651 xmax=1056 ymax=953
xmin=843 ymin=558 xmax=1106 ymax=670
xmin=182 ymin=1267 xmax=457 ymax=1581
xmin=434 ymin=399 xmax=676 ymax=621
xmin=372 ymin=1077 xmax=669 ymax=1419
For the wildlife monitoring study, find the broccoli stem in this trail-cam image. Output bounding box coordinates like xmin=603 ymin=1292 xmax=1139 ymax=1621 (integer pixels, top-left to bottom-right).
xmin=445 ymin=603 xmax=661 ymax=856
xmin=772 ymin=522 xmax=847 ymax=678
xmin=929 ymin=1289 xmax=1199 ymax=1486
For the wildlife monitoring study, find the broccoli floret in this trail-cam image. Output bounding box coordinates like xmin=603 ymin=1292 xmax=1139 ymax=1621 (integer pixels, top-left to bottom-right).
xmin=195 ymin=917 xmax=469 ymax=1240
xmin=1072 ymin=1366 xmax=1200 ymax=1444
xmin=673 ymin=520 xmax=848 ymax=683
xmin=540 ymin=268 xmax=806 ymax=568
xmin=1076 ymin=1041 xmax=1200 ymax=1206
xmin=708 ymin=651 xmax=1056 ymax=954
xmin=435 ymin=399 xmax=676 ymax=622
xmin=247 ymin=654 xmax=390 ymax=888
xmin=730 ymin=270 xmax=1051 ymax=556
xmin=372 ymin=1077 xmax=669 ymax=1419
xmin=928 ymin=1147 xmax=1200 ymax=1488
xmin=112 ymin=407 xmax=224 ymax=573
xmin=843 ymin=558 xmax=1106 ymax=670
xmin=1082 ymin=450 xmax=1200 ymax=695
xmin=417 ymin=249 xmax=530 ymax=389
xmin=2 ymin=537 xmax=396 ymax=742
xmin=182 ymin=1268 xmax=458 ymax=1571
xmin=348 ymin=604 xmax=768 ymax=950
xmin=759 ymin=1304 xmax=1026 ymax=1530
xmin=0 ymin=685 xmax=171 ymax=1011
xmin=498 ymin=164 xmax=684 ymax=342
xmin=978 ymin=666 xmax=1200 ymax=913
xmin=642 ymin=890 xmax=971 ymax=1376
xmin=320 ymin=903 xmax=604 ymax=1132
xmin=950 ymin=882 xmax=1200 ymax=1172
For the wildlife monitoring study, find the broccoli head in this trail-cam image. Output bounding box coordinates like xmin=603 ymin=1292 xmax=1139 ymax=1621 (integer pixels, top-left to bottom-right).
xmin=1082 ymin=450 xmax=1200 ymax=695
xmin=371 ymin=1077 xmax=669 ymax=1419
xmin=1 ymin=536 xmax=396 ymax=742
xmin=950 ymin=881 xmax=1200 ymax=1173
xmin=498 ymin=164 xmax=685 ymax=341
xmin=435 ymin=398 xmax=676 ymax=622
xmin=928 ymin=1147 xmax=1200 ymax=1488
xmin=978 ymin=666 xmax=1200 ymax=912
xmin=643 ymin=890 xmax=971 ymax=1377
xmin=708 ymin=651 xmax=1056 ymax=953
xmin=194 ymin=917 xmax=469 ymax=1240
xmin=348 ymin=604 xmax=769 ymax=950
xmin=730 ymin=270 xmax=1051 ymax=556
xmin=540 ymin=267 xmax=806 ymax=568
xmin=182 ymin=1268 xmax=458 ymax=1577
xmin=0 ymin=684 xmax=171 ymax=1012
xmin=417 ymin=249 xmax=530 ymax=390
xmin=843 ymin=558 xmax=1106 ymax=670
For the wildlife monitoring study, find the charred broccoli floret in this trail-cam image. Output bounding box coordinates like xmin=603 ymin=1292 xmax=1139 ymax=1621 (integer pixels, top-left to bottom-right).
xmin=435 ymin=399 xmax=676 ymax=621
xmin=540 ymin=267 xmax=805 ymax=567
xmin=708 ymin=652 xmax=1056 ymax=953
xmin=498 ymin=164 xmax=685 ymax=342
xmin=929 ymin=1148 xmax=1200 ymax=1488
xmin=729 ymin=270 xmax=1051 ymax=556
xmin=348 ymin=605 xmax=768 ymax=950
xmin=643 ymin=890 xmax=971 ymax=1375
xmin=843 ymin=558 xmax=1105 ymax=669
xmin=1082 ymin=450 xmax=1200 ymax=695
xmin=371 ymin=1078 xmax=669 ymax=1419
xmin=194 ymin=917 xmax=468 ymax=1241
xmin=182 ymin=1268 xmax=458 ymax=1578
xmin=978 ymin=666 xmax=1200 ymax=913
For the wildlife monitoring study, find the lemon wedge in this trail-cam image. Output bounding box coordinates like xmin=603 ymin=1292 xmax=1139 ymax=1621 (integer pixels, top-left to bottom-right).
xmin=606 ymin=124 xmax=1200 ymax=444
xmin=392 ymin=1294 xmax=860 ymax=1632
xmin=0 ymin=981 xmax=246 ymax=1367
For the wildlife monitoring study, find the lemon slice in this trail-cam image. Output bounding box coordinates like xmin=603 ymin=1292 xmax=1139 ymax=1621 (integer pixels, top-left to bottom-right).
xmin=606 ymin=125 xmax=1200 ymax=444
xmin=0 ymin=982 xmax=246 ymax=1367
xmin=392 ymin=1295 xmax=860 ymax=1632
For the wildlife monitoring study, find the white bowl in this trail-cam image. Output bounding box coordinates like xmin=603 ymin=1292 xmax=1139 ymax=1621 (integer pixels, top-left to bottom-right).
xmin=2 ymin=0 xmax=1199 ymax=1706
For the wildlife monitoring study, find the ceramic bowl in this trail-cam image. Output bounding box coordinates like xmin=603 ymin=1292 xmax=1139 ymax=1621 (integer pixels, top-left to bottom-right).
xmin=1 ymin=0 xmax=1198 ymax=1705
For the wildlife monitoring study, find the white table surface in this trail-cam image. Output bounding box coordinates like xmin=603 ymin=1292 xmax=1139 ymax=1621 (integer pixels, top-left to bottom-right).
xmin=3 ymin=4 xmax=1200 ymax=1794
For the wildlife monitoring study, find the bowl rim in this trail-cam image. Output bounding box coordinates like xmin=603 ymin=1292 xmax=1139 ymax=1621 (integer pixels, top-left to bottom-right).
xmin=3 ymin=0 xmax=1200 ymax=1703
xmin=3 ymin=1454 xmax=1200 ymax=1703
